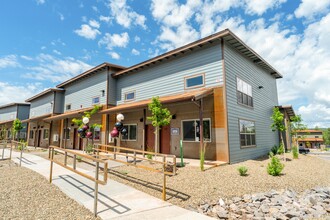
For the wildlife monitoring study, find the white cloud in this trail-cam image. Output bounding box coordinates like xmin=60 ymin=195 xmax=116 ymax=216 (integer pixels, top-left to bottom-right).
xmin=0 ymin=82 xmax=43 ymax=105
xmin=52 ymin=50 xmax=61 ymax=55
xmin=74 ymin=24 xmax=101 ymax=40
xmin=59 ymin=13 xmax=64 ymax=21
xmin=134 ymin=36 xmax=140 ymax=42
xmin=99 ymin=15 xmax=111 ymax=23
xmin=92 ymin=6 xmax=98 ymax=12
xmin=131 ymin=49 xmax=140 ymax=55
xmin=23 ymin=54 xmax=93 ymax=83
xmin=89 ymin=19 xmax=100 ymax=28
xmin=295 ymin=0 xmax=330 ymax=20
xmin=98 ymin=32 xmax=129 ymax=50
xmin=0 ymin=55 xmax=19 ymax=69
xmin=36 ymin=0 xmax=45 ymax=5
xmin=109 ymin=52 xmax=120 ymax=60
xmin=41 ymin=46 xmax=46 ymax=50
xmin=108 ymin=0 xmax=147 ymax=29
xmin=20 ymin=55 xmax=33 ymax=61
xmin=244 ymin=0 xmax=287 ymax=15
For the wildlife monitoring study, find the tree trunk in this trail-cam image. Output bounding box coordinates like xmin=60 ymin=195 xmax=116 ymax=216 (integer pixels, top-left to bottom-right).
xmin=155 ymin=126 xmax=159 ymax=153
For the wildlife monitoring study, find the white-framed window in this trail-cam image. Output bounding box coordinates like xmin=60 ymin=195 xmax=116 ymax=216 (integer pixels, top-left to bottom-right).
xmin=66 ymin=104 xmax=71 ymax=111
xmin=182 ymin=118 xmax=211 ymax=142
xmin=121 ymin=124 xmax=137 ymax=141
xmin=125 ymin=91 xmax=135 ymax=101
xmin=93 ymin=126 xmax=100 ymax=140
xmin=184 ymin=73 xmax=205 ymax=89
xmin=237 ymin=77 xmax=253 ymax=107
xmin=92 ymin=96 xmax=100 ymax=105
xmin=43 ymin=129 xmax=49 ymax=140
xmin=239 ymin=119 xmax=256 ymax=148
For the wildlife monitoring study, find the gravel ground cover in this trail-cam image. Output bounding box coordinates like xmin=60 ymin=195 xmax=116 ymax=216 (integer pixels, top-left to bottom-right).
xmin=107 ymin=153 xmax=330 ymax=210
xmin=0 ymin=160 xmax=99 ymax=220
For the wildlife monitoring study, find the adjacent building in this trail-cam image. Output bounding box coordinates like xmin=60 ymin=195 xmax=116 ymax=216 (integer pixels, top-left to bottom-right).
xmin=0 ymin=103 xmax=30 ymax=140
xmin=297 ymin=129 xmax=324 ymax=148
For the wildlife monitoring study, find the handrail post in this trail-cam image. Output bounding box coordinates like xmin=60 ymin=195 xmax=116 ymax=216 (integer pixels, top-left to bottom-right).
xmin=134 ymin=151 xmax=136 ymax=165
xmin=64 ymin=152 xmax=68 ymax=166
xmin=49 ymin=147 xmax=54 ymax=183
xmin=173 ymin=156 xmax=177 ymax=175
xmin=162 ymin=156 xmax=166 ymax=201
xmin=94 ymin=161 xmax=99 ymax=217
xmin=73 ymin=155 xmax=76 ymax=170
xmin=9 ymin=141 xmax=13 ymax=160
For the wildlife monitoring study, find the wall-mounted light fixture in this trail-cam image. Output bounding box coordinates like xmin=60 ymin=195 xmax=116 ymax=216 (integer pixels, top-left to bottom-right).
xmin=258 ymin=86 xmax=264 ymax=89
xmin=172 ymin=114 xmax=177 ymax=119
xmin=101 ymin=90 xmax=105 ymax=97
xmin=139 ymin=118 xmax=143 ymax=122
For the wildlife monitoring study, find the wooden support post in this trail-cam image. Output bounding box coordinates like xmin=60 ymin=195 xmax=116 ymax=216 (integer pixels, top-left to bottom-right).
xmin=162 ymin=156 xmax=166 ymax=201
xmin=64 ymin=152 xmax=68 ymax=166
xmin=173 ymin=156 xmax=176 ymax=175
xmin=94 ymin=161 xmax=99 ymax=217
xmin=73 ymin=155 xmax=76 ymax=170
xmin=49 ymin=148 xmax=54 ymax=183
xmin=134 ymin=151 xmax=136 ymax=165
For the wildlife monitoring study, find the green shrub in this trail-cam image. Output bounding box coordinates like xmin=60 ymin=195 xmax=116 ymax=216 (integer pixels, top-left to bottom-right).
xmin=267 ymin=156 xmax=284 ymax=176
xmin=237 ymin=166 xmax=248 ymax=176
xmin=270 ymin=145 xmax=279 ymax=155
xmin=146 ymin=154 xmax=153 ymax=160
xmin=76 ymin=156 xmax=82 ymax=162
xmin=292 ymin=146 xmax=299 ymax=159
xmin=277 ymin=143 xmax=285 ymax=155
xmin=86 ymin=144 xmax=94 ymax=154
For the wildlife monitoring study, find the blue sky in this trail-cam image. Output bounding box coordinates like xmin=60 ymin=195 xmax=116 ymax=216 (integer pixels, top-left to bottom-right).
xmin=1 ymin=0 xmax=330 ymax=127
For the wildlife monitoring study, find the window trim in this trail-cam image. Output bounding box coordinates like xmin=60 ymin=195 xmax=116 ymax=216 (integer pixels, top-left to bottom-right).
xmin=181 ymin=118 xmax=212 ymax=143
xmin=43 ymin=129 xmax=49 ymax=140
xmin=29 ymin=130 xmax=34 ymax=139
xmin=121 ymin=124 xmax=137 ymax=141
xmin=63 ymin=128 xmax=71 ymax=140
xmin=124 ymin=91 xmax=136 ymax=102
xmin=184 ymin=73 xmax=205 ymax=90
xmin=92 ymin=96 xmax=100 ymax=105
xmin=236 ymin=77 xmax=253 ymax=108
xmin=65 ymin=104 xmax=72 ymax=111
xmin=238 ymin=118 xmax=256 ymax=149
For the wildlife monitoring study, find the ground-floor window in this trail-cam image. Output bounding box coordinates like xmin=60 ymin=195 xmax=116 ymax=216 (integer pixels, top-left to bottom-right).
xmin=29 ymin=130 xmax=34 ymax=139
xmin=63 ymin=128 xmax=70 ymax=140
xmin=43 ymin=129 xmax=49 ymax=140
xmin=121 ymin=124 xmax=137 ymax=141
xmin=182 ymin=119 xmax=211 ymax=142
xmin=93 ymin=126 xmax=100 ymax=140
xmin=239 ymin=119 xmax=256 ymax=148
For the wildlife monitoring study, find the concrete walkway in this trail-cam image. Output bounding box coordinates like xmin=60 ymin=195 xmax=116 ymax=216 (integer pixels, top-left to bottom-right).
xmin=2 ymin=149 xmax=212 ymax=220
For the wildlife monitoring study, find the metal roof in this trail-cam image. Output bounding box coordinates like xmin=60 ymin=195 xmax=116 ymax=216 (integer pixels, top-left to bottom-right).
xmin=112 ymin=29 xmax=282 ymax=79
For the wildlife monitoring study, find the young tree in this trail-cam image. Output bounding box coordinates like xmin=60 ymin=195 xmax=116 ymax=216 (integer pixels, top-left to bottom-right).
xmin=323 ymin=128 xmax=330 ymax=145
xmin=270 ymin=107 xmax=286 ymax=160
xmin=147 ymin=97 xmax=172 ymax=153
xmin=290 ymin=115 xmax=307 ymax=147
xmin=12 ymin=119 xmax=24 ymax=141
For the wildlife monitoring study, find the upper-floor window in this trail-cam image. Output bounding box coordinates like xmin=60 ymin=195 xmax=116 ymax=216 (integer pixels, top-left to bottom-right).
xmin=237 ymin=78 xmax=253 ymax=107
xmin=184 ymin=74 xmax=205 ymax=89
xmin=66 ymin=104 xmax=71 ymax=111
xmin=182 ymin=119 xmax=211 ymax=142
xmin=240 ymin=119 xmax=256 ymax=148
xmin=121 ymin=124 xmax=137 ymax=141
xmin=92 ymin=96 xmax=100 ymax=105
xmin=125 ymin=92 xmax=135 ymax=101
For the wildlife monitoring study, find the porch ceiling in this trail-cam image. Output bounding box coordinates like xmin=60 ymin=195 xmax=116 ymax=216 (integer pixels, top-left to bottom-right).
xmin=43 ymin=106 xmax=94 ymax=122
xmin=100 ymin=87 xmax=216 ymax=114
xmin=21 ymin=113 xmax=53 ymax=123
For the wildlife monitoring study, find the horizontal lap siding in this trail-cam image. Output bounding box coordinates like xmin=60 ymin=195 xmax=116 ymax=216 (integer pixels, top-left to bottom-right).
xmin=30 ymin=93 xmax=54 ymax=117
xmin=64 ymin=71 xmax=107 ymax=111
xmin=224 ymin=42 xmax=279 ymax=164
xmin=116 ymin=43 xmax=223 ymax=104
xmin=0 ymin=106 xmax=17 ymax=121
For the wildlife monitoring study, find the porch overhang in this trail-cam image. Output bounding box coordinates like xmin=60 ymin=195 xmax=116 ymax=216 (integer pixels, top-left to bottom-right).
xmin=298 ymin=138 xmax=323 ymax=142
xmin=21 ymin=113 xmax=53 ymax=123
xmin=277 ymin=105 xmax=295 ymax=120
xmin=44 ymin=107 xmax=94 ymax=122
xmin=0 ymin=119 xmax=14 ymax=125
xmin=100 ymin=87 xmax=216 ymax=114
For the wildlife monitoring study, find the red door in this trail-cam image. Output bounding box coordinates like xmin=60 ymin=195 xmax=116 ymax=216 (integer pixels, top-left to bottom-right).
xmin=160 ymin=125 xmax=171 ymax=154
xmin=145 ymin=125 xmax=155 ymax=152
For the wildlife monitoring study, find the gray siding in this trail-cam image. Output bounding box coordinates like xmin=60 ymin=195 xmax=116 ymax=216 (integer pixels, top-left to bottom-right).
xmin=17 ymin=105 xmax=30 ymax=120
xmin=116 ymin=43 xmax=223 ymax=104
xmin=224 ymin=42 xmax=279 ymax=164
xmin=30 ymin=93 xmax=54 ymax=117
xmin=108 ymin=74 xmax=117 ymax=106
xmin=0 ymin=106 xmax=17 ymax=122
xmin=63 ymin=71 xmax=107 ymax=111
xmin=54 ymin=91 xmax=64 ymax=114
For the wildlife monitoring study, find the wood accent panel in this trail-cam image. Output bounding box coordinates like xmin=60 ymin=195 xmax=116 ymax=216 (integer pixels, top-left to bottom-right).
xmin=101 ymin=105 xmax=107 ymax=132
xmin=213 ymin=87 xmax=226 ymax=128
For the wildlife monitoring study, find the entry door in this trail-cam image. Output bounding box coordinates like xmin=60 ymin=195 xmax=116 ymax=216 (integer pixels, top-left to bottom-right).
xmin=145 ymin=125 xmax=155 ymax=151
xmin=37 ymin=130 xmax=41 ymax=147
xmin=160 ymin=125 xmax=171 ymax=154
